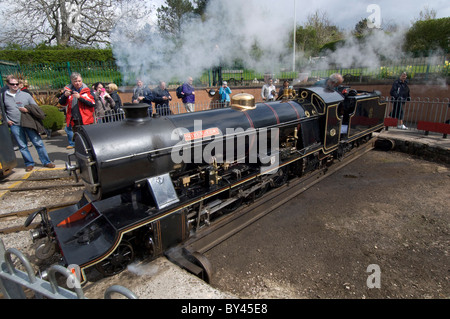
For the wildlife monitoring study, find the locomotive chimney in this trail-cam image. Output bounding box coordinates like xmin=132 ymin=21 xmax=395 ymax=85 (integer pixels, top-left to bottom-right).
xmin=122 ymin=103 xmax=151 ymax=122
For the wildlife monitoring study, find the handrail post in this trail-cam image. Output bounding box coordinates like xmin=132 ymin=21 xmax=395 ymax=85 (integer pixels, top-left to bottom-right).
xmin=67 ymin=61 xmax=72 ymax=77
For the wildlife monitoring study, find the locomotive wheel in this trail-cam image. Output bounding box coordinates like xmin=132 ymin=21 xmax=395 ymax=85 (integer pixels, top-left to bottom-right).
xmin=189 ymin=252 xmax=213 ymax=284
xmin=252 ymin=183 xmax=269 ymax=199
xmin=221 ymin=197 xmax=243 ymax=214
xmin=289 ymin=159 xmax=304 ymax=177
xmin=271 ymin=166 xmax=288 ymax=188
xmin=35 ymin=238 xmax=56 ymax=261
xmin=95 ymin=241 xmax=135 ymax=277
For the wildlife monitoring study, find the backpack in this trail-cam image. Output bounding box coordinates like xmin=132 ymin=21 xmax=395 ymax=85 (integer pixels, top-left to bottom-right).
xmin=176 ymin=86 xmax=183 ymax=99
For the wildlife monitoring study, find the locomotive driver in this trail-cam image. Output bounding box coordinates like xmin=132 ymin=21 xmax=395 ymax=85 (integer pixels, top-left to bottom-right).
xmin=59 ymin=72 xmax=96 ymax=149
xmin=314 ymin=73 xmax=343 ymax=91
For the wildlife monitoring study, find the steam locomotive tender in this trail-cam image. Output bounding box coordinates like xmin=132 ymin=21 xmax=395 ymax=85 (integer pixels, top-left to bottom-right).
xmin=26 ymin=86 xmax=386 ymax=283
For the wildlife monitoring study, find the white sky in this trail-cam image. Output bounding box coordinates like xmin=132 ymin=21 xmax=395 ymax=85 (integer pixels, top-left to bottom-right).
xmin=0 ymin=0 xmax=448 ymax=46
xmin=295 ymin=0 xmax=450 ymax=29
xmin=151 ymin=0 xmax=450 ymax=30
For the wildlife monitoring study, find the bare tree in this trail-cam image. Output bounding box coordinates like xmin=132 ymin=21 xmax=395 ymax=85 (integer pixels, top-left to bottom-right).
xmin=305 ymin=10 xmax=343 ymax=47
xmin=412 ymin=6 xmax=437 ymax=23
xmin=0 ymin=0 xmax=152 ymax=47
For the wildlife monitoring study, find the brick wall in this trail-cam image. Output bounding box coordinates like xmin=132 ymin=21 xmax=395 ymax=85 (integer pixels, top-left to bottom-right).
xmin=117 ymin=83 xmax=448 ymax=107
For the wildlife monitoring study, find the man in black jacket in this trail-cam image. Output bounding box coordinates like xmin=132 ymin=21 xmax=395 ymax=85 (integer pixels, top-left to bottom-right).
xmin=152 ymin=81 xmax=172 ymax=116
xmin=132 ymin=79 xmax=154 ymax=116
xmin=390 ymin=72 xmax=410 ymax=130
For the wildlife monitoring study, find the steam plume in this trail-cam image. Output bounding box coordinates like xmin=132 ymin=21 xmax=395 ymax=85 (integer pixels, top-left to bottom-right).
xmin=110 ymin=0 xmax=439 ymax=86
xmin=110 ymin=0 xmax=294 ymax=85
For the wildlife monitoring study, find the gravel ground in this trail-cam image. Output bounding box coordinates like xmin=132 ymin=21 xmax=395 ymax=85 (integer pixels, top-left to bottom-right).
xmin=204 ymin=150 xmax=449 ymax=299
xmin=0 ymin=169 xmax=84 ymax=258
xmin=1 ymin=149 xmax=448 ymax=299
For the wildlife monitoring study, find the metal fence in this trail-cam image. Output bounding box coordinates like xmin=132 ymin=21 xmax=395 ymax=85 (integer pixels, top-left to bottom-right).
xmin=0 ymin=238 xmax=137 ymax=299
xmin=1 ymin=55 xmax=449 ymax=90
xmin=310 ymin=56 xmax=450 ymax=82
xmin=95 ymin=98 xmax=450 ymax=135
xmin=383 ymin=97 xmax=450 ymax=131
xmin=95 ymin=95 xmax=270 ymax=122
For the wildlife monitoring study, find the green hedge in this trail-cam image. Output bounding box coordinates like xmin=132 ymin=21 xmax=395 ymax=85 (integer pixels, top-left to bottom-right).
xmin=40 ymin=105 xmax=65 ymax=131
xmin=404 ymin=17 xmax=450 ymax=55
xmin=0 ymin=48 xmax=115 ymax=64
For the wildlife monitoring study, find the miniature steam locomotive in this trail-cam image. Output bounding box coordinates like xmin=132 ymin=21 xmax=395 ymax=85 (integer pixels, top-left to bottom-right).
xmin=26 ymin=86 xmax=386 ymax=283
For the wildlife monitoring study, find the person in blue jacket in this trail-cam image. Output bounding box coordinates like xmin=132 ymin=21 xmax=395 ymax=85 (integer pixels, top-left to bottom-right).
xmin=218 ymin=81 xmax=232 ymax=107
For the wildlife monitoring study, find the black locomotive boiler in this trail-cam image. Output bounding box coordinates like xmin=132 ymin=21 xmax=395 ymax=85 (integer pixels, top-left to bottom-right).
xmin=26 ymin=86 xmax=386 ymax=283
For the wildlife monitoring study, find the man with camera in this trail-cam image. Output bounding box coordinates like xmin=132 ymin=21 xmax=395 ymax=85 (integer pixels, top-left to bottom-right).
xmin=59 ymin=72 xmax=96 ymax=149
xmin=219 ymin=81 xmax=232 ymax=108
xmin=261 ymin=78 xmax=277 ymax=102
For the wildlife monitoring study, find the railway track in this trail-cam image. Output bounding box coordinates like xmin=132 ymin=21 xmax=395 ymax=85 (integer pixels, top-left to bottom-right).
xmin=0 ymin=176 xmax=82 ymax=192
xmin=0 ymin=183 xmax=83 ymax=192
xmin=174 ymin=138 xmax=377 ymax=280
xmin=0 ymin=200 xmax=80 ymax=234
xmin=0 ymin=174 xmax=83 ymax=234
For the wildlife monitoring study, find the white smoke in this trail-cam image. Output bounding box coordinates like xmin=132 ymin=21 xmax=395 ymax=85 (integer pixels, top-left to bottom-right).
xmin=110 ymin=0 xmax=442 ymax=86
xmin=127 ymin=261 xmax=160 ymax=277
xmin=313 ymin=28 xmax=409 ymax=71
xmin=110 ymin=0 xmax=294 ymax=85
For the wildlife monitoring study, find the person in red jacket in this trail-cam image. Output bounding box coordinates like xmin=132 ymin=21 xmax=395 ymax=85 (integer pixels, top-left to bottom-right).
xmin=59 ymin=72 xmax=95 ymax=149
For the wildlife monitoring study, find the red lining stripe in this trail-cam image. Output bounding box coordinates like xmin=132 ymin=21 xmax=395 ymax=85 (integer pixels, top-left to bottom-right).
xmin=264 ymin=103 xmax=280 ymax=124
xmin=243 ymin=111 xmax=254 ymax=128
xmin=287 ymin=101 xmax=300 ymax=120
xmin=287 ymin=101 xmax=301 ymax=131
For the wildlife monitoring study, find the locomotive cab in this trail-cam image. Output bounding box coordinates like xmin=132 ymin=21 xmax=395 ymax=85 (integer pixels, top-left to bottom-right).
xmin=339 ymin=89 xmax=386 ymax=139
xmin=296 ymin=86 xmax=344 ymax=152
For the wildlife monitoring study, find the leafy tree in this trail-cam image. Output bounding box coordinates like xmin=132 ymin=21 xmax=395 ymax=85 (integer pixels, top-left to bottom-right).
xmin=193 ymin=0 xmax=209 ymax=17
xmin=156 ymin=0 xmax=195 ymax=36
xmin=404 ymin=17 xmax=450 ymax=54
xmin=353 ymin=19 xmax=371 ymax=37
xmin=293 ymin=10 xmax=343 ymax=56
xmin=295 ymin=26 xmax=319 ymax=54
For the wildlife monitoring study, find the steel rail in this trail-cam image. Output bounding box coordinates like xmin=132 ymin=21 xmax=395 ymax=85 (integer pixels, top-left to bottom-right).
xmin=0 ymin=199 xmax=81 ymax=234
xmin=0 ymin=183 xmax=83 ymax=192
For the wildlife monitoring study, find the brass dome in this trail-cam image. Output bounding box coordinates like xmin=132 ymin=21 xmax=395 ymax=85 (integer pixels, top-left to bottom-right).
xmin=231 ymin=93 xmax=256 ymax=111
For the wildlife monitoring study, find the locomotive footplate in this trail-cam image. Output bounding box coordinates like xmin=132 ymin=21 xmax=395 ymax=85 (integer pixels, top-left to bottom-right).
xmin=49 ymin=195 xmax=148 ymax=267
xmin=43 ymin=190 xmax=190 ymax=283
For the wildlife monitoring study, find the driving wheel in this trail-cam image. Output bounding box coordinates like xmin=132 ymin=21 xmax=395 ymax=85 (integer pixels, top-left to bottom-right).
xmin=96 ymin=241 xmax=135 ymax=276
